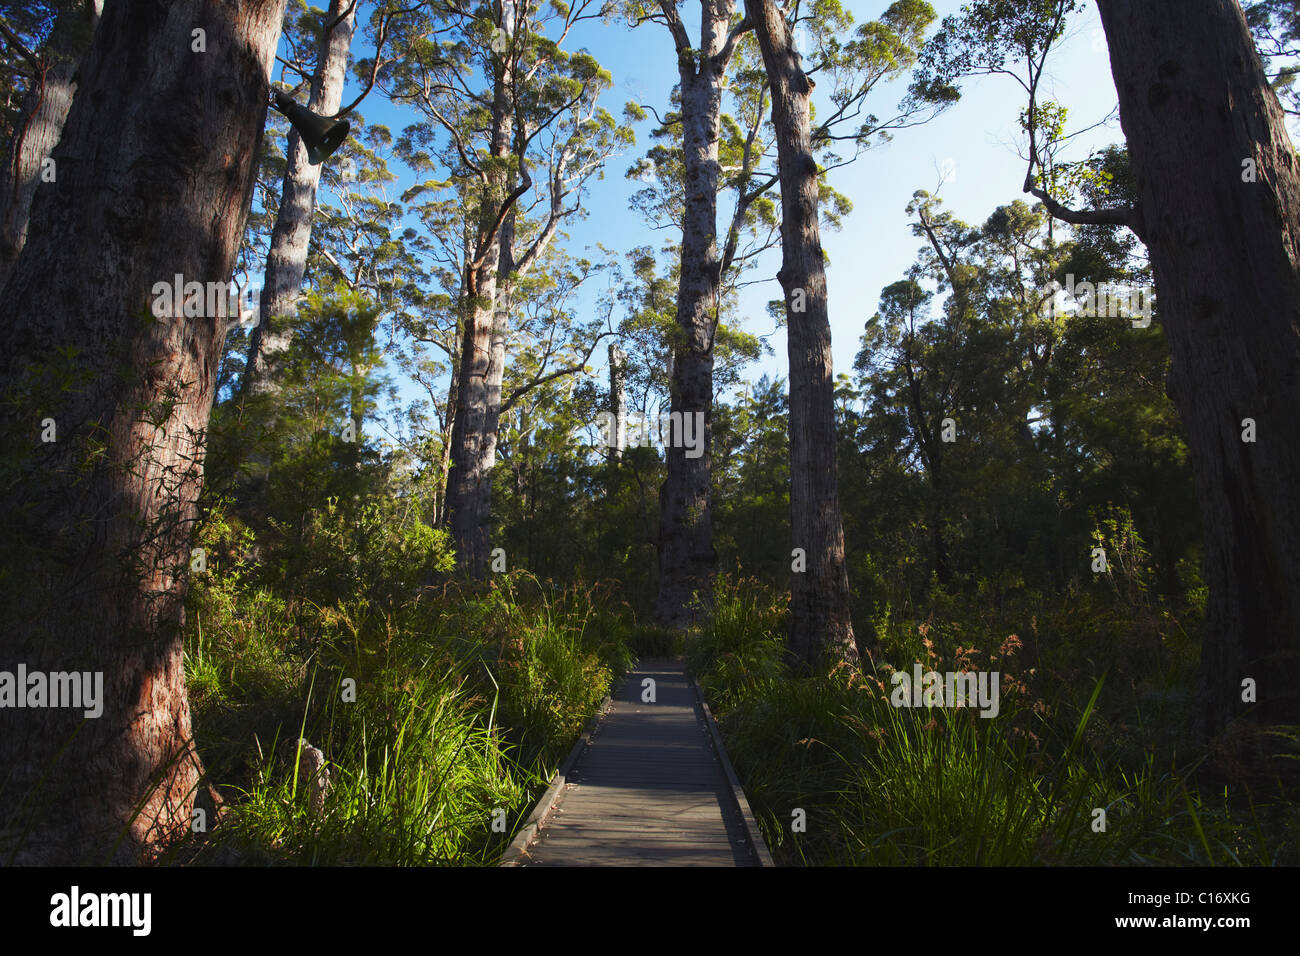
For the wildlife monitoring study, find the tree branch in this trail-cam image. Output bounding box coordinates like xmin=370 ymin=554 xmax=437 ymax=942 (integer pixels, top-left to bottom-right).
xmin=0 ymin=16 xmax=41 ymax=73
xmin=1023 ymin=180 xmax=1143 ymax=235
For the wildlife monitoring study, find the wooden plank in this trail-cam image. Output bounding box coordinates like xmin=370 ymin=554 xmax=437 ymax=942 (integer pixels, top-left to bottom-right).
xmin=692 ymin=675 xmax=777 ymax=867
xmin=498 ymin=696 xmax=611 ymax=867
xmin=501 ymin=660 xmax=769 ymax=867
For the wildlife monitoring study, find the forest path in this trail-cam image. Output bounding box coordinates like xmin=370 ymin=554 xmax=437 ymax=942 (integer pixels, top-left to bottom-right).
xmin=501 ymin=659 xmax=773 ymax=866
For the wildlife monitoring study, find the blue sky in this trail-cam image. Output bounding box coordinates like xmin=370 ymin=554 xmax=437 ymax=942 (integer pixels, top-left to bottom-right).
xmin=307 ymin=0 xmax=1128 ymax=413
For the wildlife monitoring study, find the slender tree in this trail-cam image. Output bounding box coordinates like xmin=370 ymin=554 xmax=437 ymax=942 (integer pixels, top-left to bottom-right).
xmin=743 ymin=0 xmax=939 ymax=669
xmin=631 ymin=0 xmax=752 ymax=626
xmin=745 ymin=0 xmax=857 ymax=668
xmin=386 ymin=0 xmax=627 ymax=577
xmin=241 ymin=0 xmax=359 ymax=397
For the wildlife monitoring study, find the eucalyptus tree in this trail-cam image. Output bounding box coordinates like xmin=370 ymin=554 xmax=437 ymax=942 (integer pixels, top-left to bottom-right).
xmin=383 ymin=0 xmax=631 ymax=577
xmin=0 ymin=0 xmax=286 ymax=863
xmin=622 ymin=23 xmax=788 ymax=624
xmin=916 ymin=0 xmax=1300 ymax=738
xmin=241 ymin=0 xmax=362 ymax=398
xmin=620 ymin=0 xmax=766 ymax=626
xmin=744 ymin=0 xmax=940 ymax=670
xmin=1093 ymin=0 xmax=1300 ymax=737
xmin=211 ymin=115 xmax=412 ymax=541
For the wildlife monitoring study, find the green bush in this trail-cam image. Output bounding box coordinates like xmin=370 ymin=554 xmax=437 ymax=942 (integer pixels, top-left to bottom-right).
xmin=181 ymin=563 xmax=631 ymax=864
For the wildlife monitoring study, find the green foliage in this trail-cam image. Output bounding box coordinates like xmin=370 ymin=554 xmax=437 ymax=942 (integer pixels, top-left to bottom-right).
xmin=689 ymin=579 xmax=1296 ymax=866
xmin=182 ymin=565 xmax=632 ymax=864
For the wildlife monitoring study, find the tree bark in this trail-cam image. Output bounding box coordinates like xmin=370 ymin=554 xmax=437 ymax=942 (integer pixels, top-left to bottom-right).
xmin=1097 ymin=0 xmax=1300 ymax=737
xmin=0 ymin=0 xmax=285 ymax=864
xmin=445 ymin=57 xmax=510 ymax=579
xmin=0 ymin=0 xmax=101 ymax=289
xmin=652 ymin=0 xmax=733 ymax=628
xmin=746 ymin=0 xmax=859 ymax=670
xmin=609 ymin=343 xmax=627 ymax=461
xmin=241 ymin=0 xmax=356 ymax=397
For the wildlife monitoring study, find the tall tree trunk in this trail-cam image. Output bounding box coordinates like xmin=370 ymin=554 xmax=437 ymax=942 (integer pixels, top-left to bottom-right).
xmin=609 ymin=343 xmax=627 ymax=462
xmin=445 ymin=29 xmax=572 ymax=579
xmin=0 ymin=0 xmax=101 ymax=288
xmin=241 ymin=0 xmax=356 ymax=398
xmin=747 ymin=0 xmax=859 ymax=671
xmin=0 ymin=0 xmax=285 ymax=864
xmin=1097 ymin=0 xmax=1300 ymax=738
xmin=445 ymin=60 xmax=510 ymax=579
xmin=652 ymin=0 xmax=732 ymax=629
xmin=435 ymin=324 xmax=461 ymax=529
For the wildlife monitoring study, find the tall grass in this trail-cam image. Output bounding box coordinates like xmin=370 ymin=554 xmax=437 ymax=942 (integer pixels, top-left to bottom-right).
xmin=179 ymin=571 xmax=635 ymax=865
xmin=690 ymin=576 xmax=1298 ymax=866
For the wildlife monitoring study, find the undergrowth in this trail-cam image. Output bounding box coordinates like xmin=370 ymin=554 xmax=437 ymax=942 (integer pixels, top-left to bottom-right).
xmin=689 ymin=575 xmax=1300 ymax=866
xmin=178 ymin=564 xmax=635 ymax=865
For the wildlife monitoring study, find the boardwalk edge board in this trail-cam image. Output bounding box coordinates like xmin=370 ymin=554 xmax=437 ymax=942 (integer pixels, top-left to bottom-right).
xmin=499 ymin=694 xmax=613 ymax=866
xmin=691 ymin=676 xmax=777 ymax=867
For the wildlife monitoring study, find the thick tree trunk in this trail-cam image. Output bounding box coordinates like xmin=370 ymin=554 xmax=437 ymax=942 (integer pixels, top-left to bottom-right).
xmin=445 ymin=55 xmax=511 ymax=578
xmin=447 ymin=257 xmax=500 ymax=576
xmin=0 ymin=0 xmax=285 ymax=864
xmin=1097 ymin=0 xmax=1300 ymax=737
xmin=241 ymin=0 xmax=356 ymax=397
xmin=652 ymin=0 xmax=731 ymax=628
xmin=746 ymin=0 xmax=859 ymax=671
xmin=446 ymin=155 xmax=511 ymax=577
xmin=0 ymin=0 xmax=101 ymax=288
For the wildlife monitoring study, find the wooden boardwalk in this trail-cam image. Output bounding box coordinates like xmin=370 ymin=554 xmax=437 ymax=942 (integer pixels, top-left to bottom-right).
xmin=502 ymin=659 xmax=773 ymax=866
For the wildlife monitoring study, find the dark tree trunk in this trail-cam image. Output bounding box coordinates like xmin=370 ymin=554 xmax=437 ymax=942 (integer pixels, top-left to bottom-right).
xmin=746 ymin=0 xmax=859 ymax=671
xmin=434 ymin=323 xmax=461 ymax=529
xmin=241 ymin=0 xmax=356 ymax=397
xmin=652 ymin=0 xmax=732 ymax=629
xmin=0 ymin=0 xmax=101 ymax=288
xmin=1097 ymin=0 xmax=1300 ymax=737
xmin=446 ymin=264 xmax=499 ymax=577
xmin=0 ymin=0 xmax=286 ymax=864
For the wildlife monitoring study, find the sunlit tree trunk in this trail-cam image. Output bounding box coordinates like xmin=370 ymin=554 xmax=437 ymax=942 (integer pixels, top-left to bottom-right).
xmin=652 ymin=0 xmax=735 ymax=628
xmin=747 ymin=0 xmax=859 ymax=670
xmin=242 ymin=0 xmax=356 ymax=396
xmin=446 ymin=62 xmax=509 ymax=578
